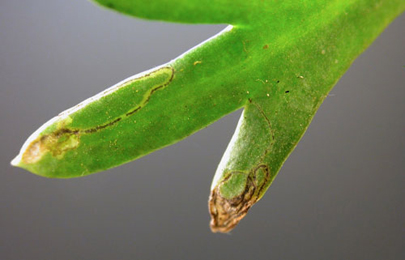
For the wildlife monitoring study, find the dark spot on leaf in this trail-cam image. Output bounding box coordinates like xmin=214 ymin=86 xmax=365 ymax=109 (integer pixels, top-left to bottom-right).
xmin=285 ymin=90 xmax=290 ymax=93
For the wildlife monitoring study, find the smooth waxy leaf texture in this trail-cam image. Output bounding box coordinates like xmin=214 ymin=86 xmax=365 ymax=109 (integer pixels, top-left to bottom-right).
xmin=12 ymin=0 xmax=404 ymax=232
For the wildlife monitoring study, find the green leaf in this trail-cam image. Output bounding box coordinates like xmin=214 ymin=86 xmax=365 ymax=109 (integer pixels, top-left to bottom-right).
xmin=92 ymin=0 xmax=257 ymax=24
xmin=12 ymin=0 xmax=405 ymax=232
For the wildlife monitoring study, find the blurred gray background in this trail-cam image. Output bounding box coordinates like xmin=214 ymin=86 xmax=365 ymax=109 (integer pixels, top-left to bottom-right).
xmin=1 ymin=1 xmax=404 ymax=259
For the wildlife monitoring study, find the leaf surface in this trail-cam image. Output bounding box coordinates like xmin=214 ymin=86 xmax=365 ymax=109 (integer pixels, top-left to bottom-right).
xmin=12 ymin=0 xmax=405 ymax=232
